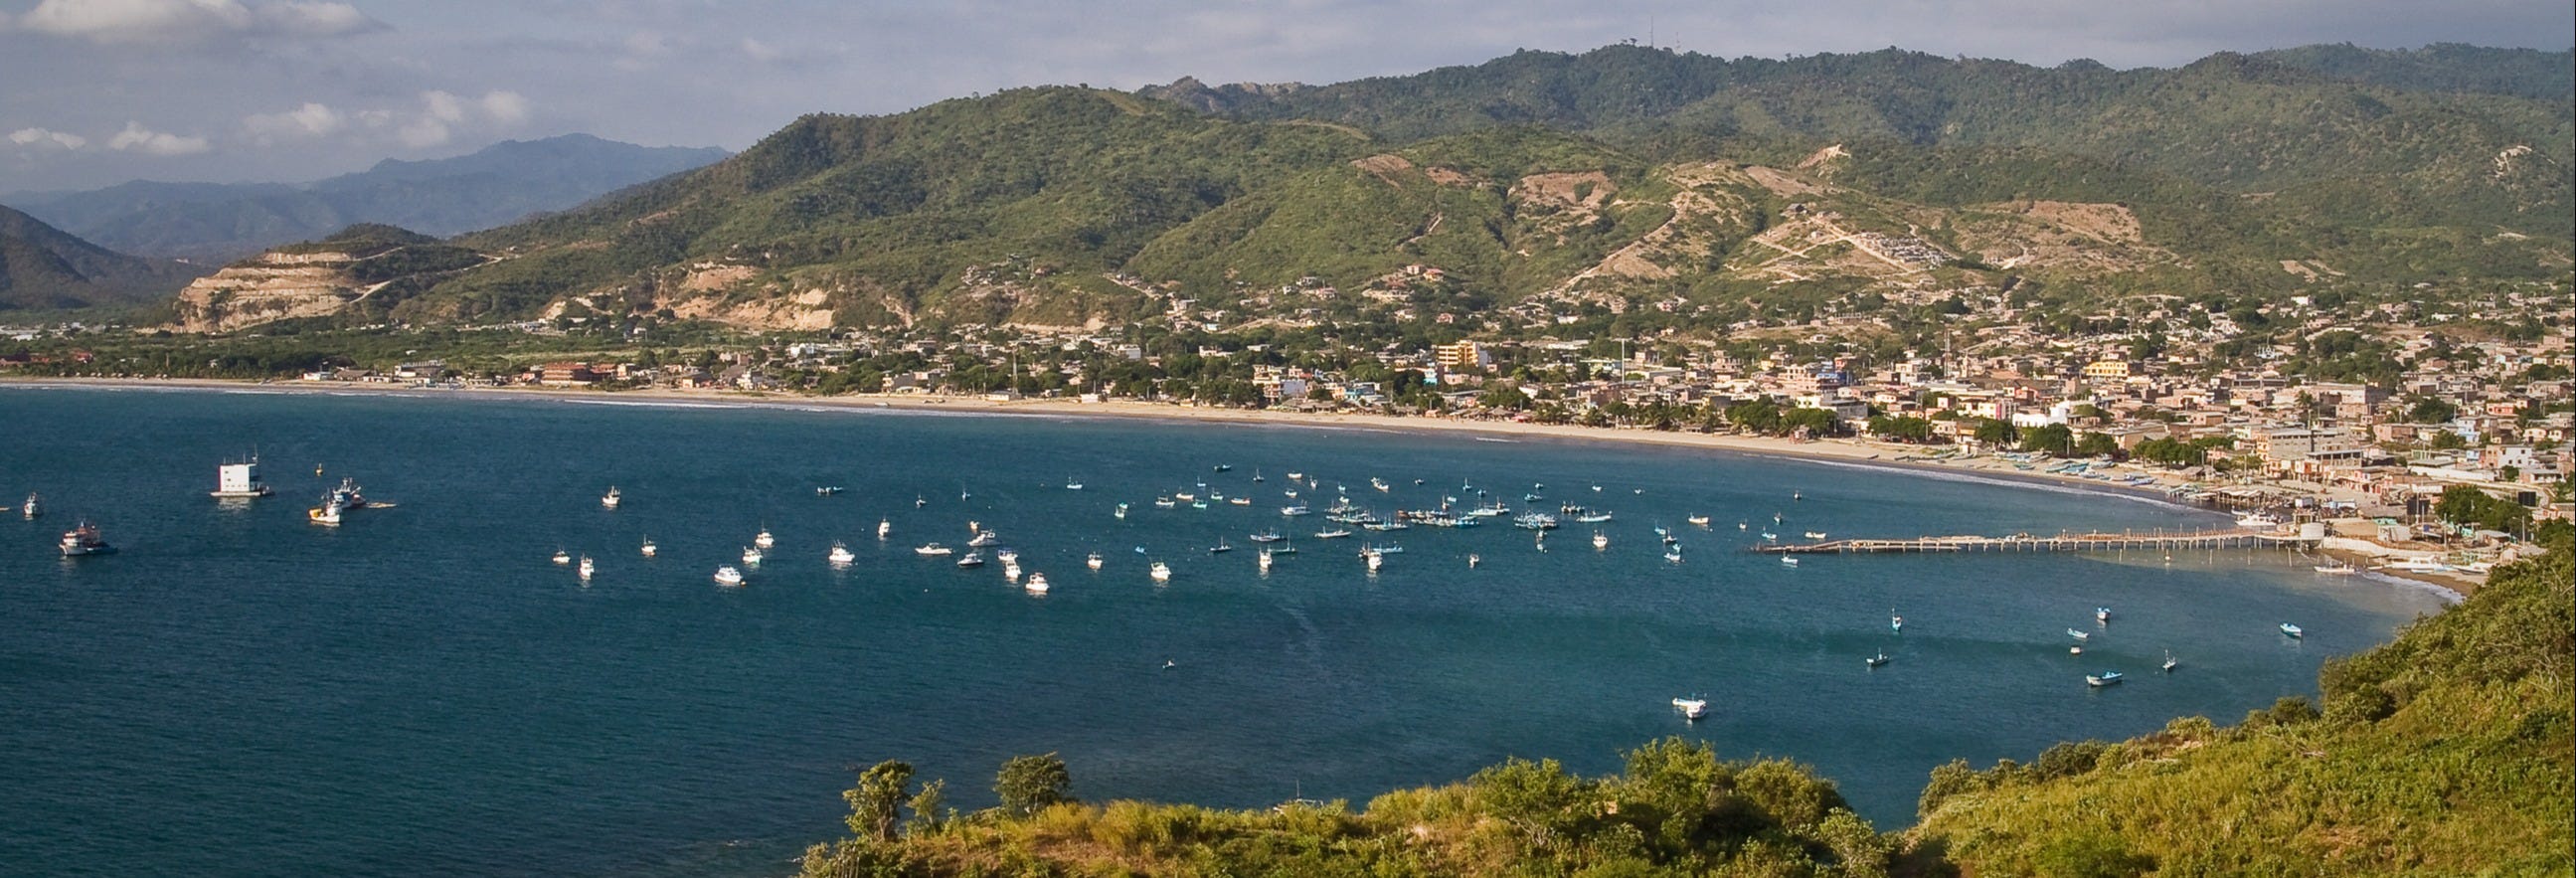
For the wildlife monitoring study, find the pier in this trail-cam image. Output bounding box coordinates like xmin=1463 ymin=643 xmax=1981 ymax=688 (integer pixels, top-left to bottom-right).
xmin=1752 ymin=529 xmax=2316 ymax=555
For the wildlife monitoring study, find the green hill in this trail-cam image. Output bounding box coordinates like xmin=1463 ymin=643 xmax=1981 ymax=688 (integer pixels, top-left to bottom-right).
xmin=0 ymin=204 xmax=201 ymax=310
xmin=161 ymin=45 xmax=2571 ymax=334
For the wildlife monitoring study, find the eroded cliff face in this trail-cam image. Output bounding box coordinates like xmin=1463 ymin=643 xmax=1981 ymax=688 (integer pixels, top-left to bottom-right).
xmin=170 ymin=251 xmax=370 ymax=332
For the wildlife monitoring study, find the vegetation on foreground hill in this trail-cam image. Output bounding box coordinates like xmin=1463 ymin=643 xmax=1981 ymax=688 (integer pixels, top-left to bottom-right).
xmin=790 ymin=534 xmax=2571 ymax=877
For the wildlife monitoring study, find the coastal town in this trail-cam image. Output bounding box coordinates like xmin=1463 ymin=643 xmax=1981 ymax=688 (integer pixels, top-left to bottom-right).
xmin=6 ymin=267 xmax=2565 ymax=592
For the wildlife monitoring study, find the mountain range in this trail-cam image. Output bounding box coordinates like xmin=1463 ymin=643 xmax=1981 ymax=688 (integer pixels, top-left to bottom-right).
xmin=3 ymin=134 xmax=728 ymax=263
xmin=0 ymin=204 xmax=199 ymax=310
xmin=129 ymin=43 xmax=2576 ymax=335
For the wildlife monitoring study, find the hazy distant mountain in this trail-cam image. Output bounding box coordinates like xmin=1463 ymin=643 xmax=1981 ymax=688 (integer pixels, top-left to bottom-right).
xmin=3 ymin=134 xmax=728 ymax=262
xmin=0 ymin=205 xmax=200 ymax=310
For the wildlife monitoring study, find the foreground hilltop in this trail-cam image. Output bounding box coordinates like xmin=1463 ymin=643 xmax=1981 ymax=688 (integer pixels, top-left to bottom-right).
xmin=169 ymin=44 xmax=2571 ymax=336
xmin=788 ymin=533 xmax=2570 ymax=875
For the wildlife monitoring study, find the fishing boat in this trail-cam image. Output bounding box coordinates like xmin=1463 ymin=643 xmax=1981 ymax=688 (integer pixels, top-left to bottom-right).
xmin=1286 ymin=471 xmax=1303 ymax=481
xmin=2236 ymin=510 xmax=2285 ymax=530
xmin=1313 ymin=527 xmax=1353 ymax=539
xmin=1208 ymin=538 xmax=1234 ymax=554
xmin=1282 ymin=504 xmax=1310 ymax=516
xmin=877 ymin=519 xmax=892 ymax=540
xmin=1467 ymin=553 xmax=1481 ymax=569
xmin=1250 ymin=530 xmax=1284 ymax=543
xmin=1781 ymin=557 xmax=1800 ymax=567
xmin=713 ymin=565 xmax=745 ymax=587
xmin=2279 ymin=622 xmax=2304 ymax=638
xmin=1803 ymin=531 xmax=1827 ymax=540
xmin=640 ymin=537 xmax=658 ymax=557
xmin=2162 ymin=650 xmax=2179 ymax=673
xmin=1866 ymin=651 xmax=1890 ymax=668
xmin=2066 ymin=627 xmax=2091 ymax=640
xmin=1258 ymin=549 xmax=1274 ymax=572
xmin=22 ymin=491 xmax=41 ymax=519
xmin=1191 ymin=498 xmax=1208 ymax=509
xmin=1149 ymin=561 xmax=1172 ymax=583
xmin=2086 ymin=671 xmax=2124 ymax=687
xmin=1230 ymin=497 xmax=1253 ymax=506
xmin=1173 ymin=490 xmax=1196 ymax=502
xmin=2096 ymin=607 xmax=2113 ymax=623
xmin=915 ymin=495 xmax=928 ymax=508
xmin=1087 ymin=552 xmax=1104 ymax=571
xmin=816 ymin=485 xmax=844 ymax=496
xmin=1759 ymin=532 xmax=1778 ymax=541
xmin=58 ymin=520 xmax=115 ymax=556
xmin=1671 ymin=697 xmax=1708 ymax=720
xmin=1686 ymin=515 xmax=1710 ymax=527
xmin=210 ymin=457 xmax=272 ymax=498
xmin=1371 ymin=477 xmax=1389 ymax=492
xmin=955 ymin=551 xmax=986 ymax=569
xmin=1002 ymin=561 xmax=1022 ymax=582
xmin=1024 ymin=573 xmax=1050 ymax=594
xmin=1252 ymin=469 xmax=1265 ymax=483
xmin=967 ymin=531 xmax=1000 ymax=548
xmin=754 ymin=528 xmax=774 ymax=550
xmin=2069 ymin=644 xmax=2084 ymax=655
xmin=1268 ymin=539 xmax=1296 ymax=555
xmin=828 ymin=542 xmax=856 ymax=565
xmin=1662 ymin=546 xmax=1683 ymax=563
xmin=1066 ymin=477 xmax=1084 ymax=490
xmin=914 ymin=543 xmax=954 ymax=557
xmin=1154 ymin=496 xmax=1177 ymax=508
xmin=1364 ymin=549 xmax=1383 ymax=573
xmin=552 ymin=549 xmax=572 ymax=565
xmin=741 ymin=546 xmax=764 ymax=565
xmin=2313 ymin=559 xmax=2357 ymax=575
xmin=1115 ymin=503 xmax=1128 ymax=520
xmin=1737 ymin=521 xmax=1747 ymax=531
xmin=1792 ymin=491 xmax=1803 ymax=501
xmin=601 ymin=486 xmax=621 ymax=509
xmin=1212 ymin=464 xmax=1232 ymax=472
xmin=1890 ymin=615 xmax=1904 ymax=633
xmin=308 ymin=492 xmax=346 ymax=526
xmin=1592 ymin=531 xmax=1609 ymax=550
xmin=578 ymin=556 xmax=596 ymax=579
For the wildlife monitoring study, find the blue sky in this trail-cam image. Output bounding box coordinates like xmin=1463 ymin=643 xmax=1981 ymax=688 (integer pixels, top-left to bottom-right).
xmin=2 ymin=0 xmax=2569 ymax=193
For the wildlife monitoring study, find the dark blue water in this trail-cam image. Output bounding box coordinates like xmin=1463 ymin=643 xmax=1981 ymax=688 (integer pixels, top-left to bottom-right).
xmin=0 ymin=386 xmax=2450 ymax=876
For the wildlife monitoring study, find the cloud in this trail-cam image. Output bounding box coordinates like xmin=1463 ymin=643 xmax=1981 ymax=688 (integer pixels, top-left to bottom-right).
xmin=243 ymin=101 xmax=346 ymax=140
xmin=376 ymin=89 xmax=531 ymax=148
xmin=106 ymin=121 xmax=212 ymax=155
xmin=8 ymin=127 xmax=90 ymax=150
xmin=480 ymin=90 xmax=532 ymax=124
xmin=17 ymin=0 xmax=379 ymax=44
xmin=740 ymin=37 xmax=783 ymax=64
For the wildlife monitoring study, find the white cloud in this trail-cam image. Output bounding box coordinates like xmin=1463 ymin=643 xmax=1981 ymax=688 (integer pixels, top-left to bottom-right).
xmin=18 ymin=0 xmax=378 ymax=44
xmin=480 ymin=90 xmax=532 ymax=124
xmin=106 ymin=121 xmax=212 ymax=155
xmin=8 ymin=127 xmax=91 ymax=150
xmin=243 ymin=101 xmax=346 ymax=140
xmin=740 ymin=37 xmax=783 ymax=64
xmin=423 ymin=89 xmax=469 ymax=124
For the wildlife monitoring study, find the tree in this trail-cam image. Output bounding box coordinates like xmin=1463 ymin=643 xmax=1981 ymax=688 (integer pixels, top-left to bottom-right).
xmin=2406 ymin=396 xmax=2459 ymax=425
xmin=2074 ymin=432 xmax=2121 ymax=458
xmin=1973 ymin=418 xmax=2018 ymax=447
xmin=994 ymin=753 xmax=1072 ymax=816
xmin=1479 ymin=383 xmax=1532 ymax=411
xmin=843 ymin=760 xmax=915 ymax=843
xmin=2429 ymin=430 xmax=2469 ymax=450
xmin=905 ymin=779 xmax=948 ymax=835
xmin=2020 ymin=424 xmax=2074 ymax=454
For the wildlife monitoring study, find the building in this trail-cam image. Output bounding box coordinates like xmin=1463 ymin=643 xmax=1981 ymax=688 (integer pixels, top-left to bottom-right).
xmin=1433 ymin=341 xmax=1493 ymax=373
xmin=2082 ymin=360 xmax=2135 ymax=381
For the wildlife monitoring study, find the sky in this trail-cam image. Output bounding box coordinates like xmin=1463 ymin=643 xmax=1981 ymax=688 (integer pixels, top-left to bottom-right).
xmin=2 ymin=0 xmax=2569 ymax=194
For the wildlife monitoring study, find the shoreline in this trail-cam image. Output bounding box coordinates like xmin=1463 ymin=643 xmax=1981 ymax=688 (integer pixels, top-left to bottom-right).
xmin=8 ymin=376 xmax=2473 ymax=598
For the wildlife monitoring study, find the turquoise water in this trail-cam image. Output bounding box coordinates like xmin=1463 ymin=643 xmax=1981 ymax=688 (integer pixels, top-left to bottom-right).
xmin=0 ymin=386 xmax=2450 ymax=875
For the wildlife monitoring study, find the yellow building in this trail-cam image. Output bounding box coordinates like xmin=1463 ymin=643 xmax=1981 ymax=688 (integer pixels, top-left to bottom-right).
xmin=2082 ymin=360 xmax=2135 ymax=381
xmin=1434 ymin=341 xmax=1493 ymax=372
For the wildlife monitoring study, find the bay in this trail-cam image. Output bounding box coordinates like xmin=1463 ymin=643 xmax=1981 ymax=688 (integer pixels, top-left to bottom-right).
xmin=0 ymin=386 xmax=2451 ymax=875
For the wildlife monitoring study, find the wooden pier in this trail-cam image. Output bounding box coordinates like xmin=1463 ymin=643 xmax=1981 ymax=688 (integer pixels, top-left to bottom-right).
xmin=1752 ymin=529 xmax=2315 ymax=555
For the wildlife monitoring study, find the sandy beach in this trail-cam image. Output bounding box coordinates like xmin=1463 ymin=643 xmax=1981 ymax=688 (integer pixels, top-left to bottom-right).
xmin=10 ymin=376 xmax=2476 ymax=597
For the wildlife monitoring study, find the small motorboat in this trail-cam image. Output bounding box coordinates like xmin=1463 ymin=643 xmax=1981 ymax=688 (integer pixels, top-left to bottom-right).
xmin=2087 ymin=671 xmax=2124 ymax=687
xmin=815 ymin=485 xmax=844 ymax=496
xmin=2096 ymin=607 xmax=2112 ymax=623
xmin=551 ymin=549 xmax=572 ymax=565
xmin=1208 ymin=538 xmax=1234 ymax=554
xmin=1803 ymin=531 xmax=1827 ymax=540
xmin=955 ymin=552 xmax=986 ymax=569
xmin=1024 ymin=573 xmax=1050 ymax=594
xmin=601 ymin=486 xmax=621 ymax=509
xmin=1087 ymin=552 xmax=1104 ymax=571
xmin=2162 ymin=650 xmax=2179 ymax=673
xmin=1686 ymin=515 xmax=1710 ymax=527
xmin=1866 ymin=651 xmax=1890 ymax=668
xmin=1592 ymin=531 xmax=1609 ymax=550
xmin=753 ymin=528 xmax=775 ymax=550
xmin=577 ymin=556 xmax=596 ymax=579
xmin=1781 ymin=557 xmax=1800 ymax=568
xmin=1671 ymin=697 xmax=1708 ymax=720
xmin=828 ymin=542 xmax=856 ymax=565
xmin=914 ymin=543 xmax=954 ymax=557
xmin=1149 ymin=561 xmax=1172 ymax=583
xmin=878 ymin=519 xmax=892 ymax=540
xmin=713 ymin=565 xmax=745 ymax=587
xmin=2067 ymin=627 xmax=2091 ymax=640
xmin=2280 ymin=622 xmax=2304 ymax=638
xmin=639 ymin=537 xmax=658 ymax=557
xmin=741 ymin=546 xmax=765 ymax=565
xmin=1467 ymin=553 xmax=1481 ymax=569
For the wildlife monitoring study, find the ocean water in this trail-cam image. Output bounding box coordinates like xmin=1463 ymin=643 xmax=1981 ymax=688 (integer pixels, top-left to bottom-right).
xmin=0 ymin=386 xmax=2451 ymax=876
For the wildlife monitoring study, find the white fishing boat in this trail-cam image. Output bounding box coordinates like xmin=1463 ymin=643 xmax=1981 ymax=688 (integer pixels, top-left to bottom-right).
xmin=1364 ymin=549 xmax=1383 ymax=573
xmin=1250 ymin=530 xmax=1284 ymax=543
xmin=1671 ymin=697 xmax=1708 ymax=720
xmin=552 ymin=548 xmax=571 ymax=565
xmin=1759 ymin=532 xmax=1778 ymax=541
xmin=1371 ymin=477 xmax=1389 ymax=492
xmin=1087 ymin=552 xmax=1104 ymax=571
xmin=308 ymin=492 xmax=346 ymax=526
xmin=1467 ymin=553 xmax=1481 ymax=569
xmin=741 ymin=546 xmax=765 ymax=565
xmin=1115 ymin=503 xmax=1128 ymax=519
xmin=828 ymin=542 xmax=856 ymax=565
xmin=601 ymin=486 xmax=621 ymax=509
xmin=1002 ymin=561 xmax=1022 ymax=582
xmin=713 ymin=565 xmax=745 ymax=587
xmin=1313 ymin=527 xmax=1352 ymax=539
xmin=58 ymin=520 xmax=115 ymax=556
xmin=1662 ymin=546 xmax=1683 ymax=563
xmin=210 ymin=457 xmax=272 ymax=498
xmin=2066 ymin=627 xmax=2090 ymax=640
xmin=2236 ymin=510 xmax=2285 ymax=530
xmin=1258 ymin=549 xmax=1274 ymax=572
xmin=2069 ymin=644 xmax=2084 ymax=655
xmin=2313 ymin=559 xmax=2357 ymax=575
xmin=995 ymin=548 xmax=1019 ymax=565
xmin=967 ymin=531 xmax=1000 ymax=547
xmin=2086 ymin=671 xmax=2124 ymax=687
xmin=1592 ymin=530 xmax=1609 ymax=550
xmin=1208 ymin=537 xmax=1234 ymax=554
xmin=2162 ymin=650 xmax=2179 ymax=672
xmin=1149 ymin=561 xmax=1172 ymax=583
xmin=754 ymin=528 xmax=775 ymax=550
xmin=2279 ymin=622 xmax=2304 ymax=638
xmin=1866 ymin=651 xmax=1890 ymax=668
xmin=1781 ymin=557 xmax=1800 ymax=567
xmin=1286 ymin=471 xmax=1303 ymax=480
xmin=1282 ymin=504 xmax=1310 ymax=516
xmin=1686 ymin=515 xmax=1709 ymax=527
xmin=578 ymin=556 xmax=596 ymax=579
xmin=2096 ymin=607 xmax=2112 ymax=623
xmin=1066 ymin=477 xmax=1084 ymax=490
xmin=1890 ymin=615 xmax=1904 ymax=633
xmin=877 ymin=518 xmax=892 ymax=540
xmin=914 ymin=543 xmax=953 ymax=557
xmin=640 ymin=537 xmax=658 ymax=557
xmin=22 ymin=491 xmax=41 ymax=519
xmin=816 ymin=485 xmax=844 ymax=496
xmin=956 ymin=551 xmax=986 ymax=569
xmin=1024 ymin=573 xmax=1050 ymax=594
xmin=1154 ymin=496 xmax=1177 ymax=508
xmin=1803 ymin=531 xmax=1827 ymax=540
